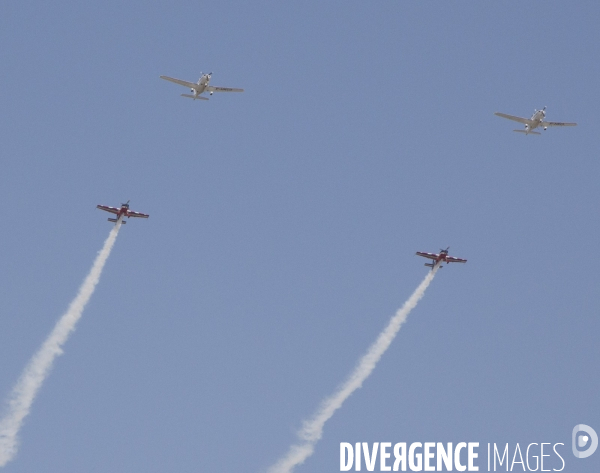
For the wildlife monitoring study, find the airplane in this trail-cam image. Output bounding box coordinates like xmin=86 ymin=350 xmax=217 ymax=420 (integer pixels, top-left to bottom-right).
xmin=96 ymin=201 xmax=149 ymax=224
xmin=494 ymin=107 xmax=577 ymax=135
xmin=416 ymin=247 xmax=467 ymax=270
xmin=159 ymin=72 xmax=244 ymax=100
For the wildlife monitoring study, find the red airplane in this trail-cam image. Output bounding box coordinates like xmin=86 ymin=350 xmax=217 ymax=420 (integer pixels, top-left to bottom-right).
xmin=96 ymin=201 xmax=149 ymax=224
xmin=416 ymin=247 xmax=467 ymax=270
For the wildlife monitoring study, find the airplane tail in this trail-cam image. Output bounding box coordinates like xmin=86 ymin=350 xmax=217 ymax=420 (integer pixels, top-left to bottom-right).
xmin=513 ymin=129 xmax=541 ymax=135
xmin=108 ymin=218 xmax=126 ymax=224
xmin=424 ymin=263 xmax=441 ymax=271
xmin=180 ymin=94 xmax=209 ymax=101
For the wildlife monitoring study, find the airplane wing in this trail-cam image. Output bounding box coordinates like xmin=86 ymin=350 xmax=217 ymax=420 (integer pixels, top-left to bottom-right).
xmin=96 ymin=205 xmax=119 ymax=215
xmin=446 ymin=256 xmax=467 ymax=263
xmin=540 ymin=121 xmax=577 ymax=127
xmin=205 ymin=86 xmax=244 ymax=93
xmin=160 ymin=76 xmax=198 ymax=89
xmin=127 ymin=211 xmax=149 ymax=219
xmin=494 ymin=112 xmax=533 ymax=126
xmin=416 ymin=252 xmax=438 ymax=260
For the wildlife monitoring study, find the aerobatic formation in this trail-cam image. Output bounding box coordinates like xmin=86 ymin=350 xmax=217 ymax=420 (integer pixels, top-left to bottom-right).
xmin=0 ymin=63 xmax=579 ymax=471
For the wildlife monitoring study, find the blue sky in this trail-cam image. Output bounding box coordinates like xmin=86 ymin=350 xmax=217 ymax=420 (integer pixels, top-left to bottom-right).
xmin=0 ymin=2 xmax=598 ymax=472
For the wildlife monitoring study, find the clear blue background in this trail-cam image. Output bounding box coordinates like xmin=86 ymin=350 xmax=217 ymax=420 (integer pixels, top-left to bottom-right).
xmin=0 ymin=2 xmax=598 ymax=472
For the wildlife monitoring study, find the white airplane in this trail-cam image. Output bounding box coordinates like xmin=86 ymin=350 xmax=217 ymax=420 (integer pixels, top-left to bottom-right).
xmin=494 ymin=107 xmax=577 ymax=135
xmin=159 ymin=72 xmax=244 ymax=100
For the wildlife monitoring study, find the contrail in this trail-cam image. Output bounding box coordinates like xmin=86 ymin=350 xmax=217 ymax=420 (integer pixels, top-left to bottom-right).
xmin=0 ymin=221 xmax=122 ymax=467
xmin=268 ymin=267 xmax=439 ymax=473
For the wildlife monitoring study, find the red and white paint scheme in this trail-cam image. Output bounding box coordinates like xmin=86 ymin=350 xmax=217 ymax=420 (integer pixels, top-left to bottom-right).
xmin=416 ymin=247 xmax=467 ymax=270
xmin=96 ymin=201 xmax=149 ymax=224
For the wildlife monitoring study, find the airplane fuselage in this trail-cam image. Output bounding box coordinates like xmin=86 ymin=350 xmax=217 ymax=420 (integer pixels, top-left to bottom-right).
xmin=525 ymin=110 xmax=546 ymax=132
xmin=433 ymin=252 xmax=449 ymax=264
xmin=114 ymin=206 xmax=135 ymax=218
xmin=190 ymin=75 xmax=211 ymax=96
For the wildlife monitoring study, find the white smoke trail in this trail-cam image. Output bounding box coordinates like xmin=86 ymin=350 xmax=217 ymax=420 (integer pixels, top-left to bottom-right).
xmin=268 ymin=267 xmax=439 ymax=473
xmin=0 ymin=221 xmax=122 ymax=466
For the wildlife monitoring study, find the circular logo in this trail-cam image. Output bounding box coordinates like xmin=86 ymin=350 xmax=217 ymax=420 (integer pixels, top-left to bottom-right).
xmin=572 ymin=425 xmax=598 ymax=459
